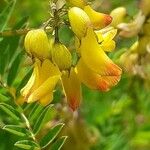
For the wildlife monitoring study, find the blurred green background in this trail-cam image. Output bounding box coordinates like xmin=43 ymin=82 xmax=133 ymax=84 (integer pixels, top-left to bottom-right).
xmin=1 ymin=0 xmax=150 ymax=150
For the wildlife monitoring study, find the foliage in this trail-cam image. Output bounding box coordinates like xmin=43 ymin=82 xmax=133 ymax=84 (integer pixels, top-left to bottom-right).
xmin=1 ymin=0 xmax=150 ymax=150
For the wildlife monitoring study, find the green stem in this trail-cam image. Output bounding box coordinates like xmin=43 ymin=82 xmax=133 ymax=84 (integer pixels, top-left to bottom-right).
xmin=21 ymin=112 xmax=38 ymax=143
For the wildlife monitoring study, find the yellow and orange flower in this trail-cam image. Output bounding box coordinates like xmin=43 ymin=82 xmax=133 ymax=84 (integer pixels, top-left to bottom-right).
xmin=21 ymin=1 xmax=122 ymax=111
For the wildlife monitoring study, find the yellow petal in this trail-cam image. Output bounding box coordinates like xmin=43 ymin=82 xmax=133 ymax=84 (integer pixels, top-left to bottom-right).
xmin=80 ymin=27 xmax=122 ymax=76
xmin=84 ymin=5 xmax=112 ymax=29
xmin=68 ymin=7 xmax=91 ymax=39
xmin=102 ymin=29 xmax=117 ymax=42
xmin=21 ymin=58 xmax=41 ymax=100
xmin=65 ymin=0 xmax=87 ymax=8
xmin=24 ymin=29 xmax=51 ymax=59
xmin=27 ymin=75 xmax=60 ymax=103
xmin=61 ymin=68 xmax=82 ymax=111
xmin=95 ymin=29 xmax=117 ymax=52
xmin=39 ymin=59 xmax=61 ymax=84
xmin=39 ymin=92 xmax=53 ymax=106
xmin=76 ymin=59 xmax=110 ymax=91
xmin=100 ymin=40 xmax=116 ymax=52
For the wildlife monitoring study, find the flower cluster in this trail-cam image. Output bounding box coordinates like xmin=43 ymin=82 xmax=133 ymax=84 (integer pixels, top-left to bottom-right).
xmin=21 ymin=0 xmax=122 ymax=111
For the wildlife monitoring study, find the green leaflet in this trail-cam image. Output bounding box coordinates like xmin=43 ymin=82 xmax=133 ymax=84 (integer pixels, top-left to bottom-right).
xmin=14 ymin=140 xmax=40 ymax=150
xmin=33 ymin=104 xmax=54 ymax=134
xmin=40 ymin=123 xmax=64 ymax=148
xmin=50 ymin=136 xmax=67 ymax=150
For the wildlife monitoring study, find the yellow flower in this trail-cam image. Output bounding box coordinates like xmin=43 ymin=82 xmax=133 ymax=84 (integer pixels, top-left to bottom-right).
xmin=78 ymin=27 xmax=122 ymax=76
xmin=61 ymin=68 xmax=82 ymax=111
xmin=84 ymin=5 xmax=112 ymax=29
xmin=21 ymin=58 xmax=61 ymax=106
xmin=24 ymin=29 xmax=51 ymax=59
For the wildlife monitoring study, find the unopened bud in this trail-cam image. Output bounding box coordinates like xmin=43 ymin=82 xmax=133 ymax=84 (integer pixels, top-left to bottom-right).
xmin=68 ymin=7 xmax=91 ymax=39
xmin=24 ymin=29 xmax=51 ymax=59
xmin=52 ymin=43 xmax=72 ymax=70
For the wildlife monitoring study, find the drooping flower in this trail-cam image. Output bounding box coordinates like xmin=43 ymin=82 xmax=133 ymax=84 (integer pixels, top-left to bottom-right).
xmin=61 ymin=68 xmax=82 ymax=111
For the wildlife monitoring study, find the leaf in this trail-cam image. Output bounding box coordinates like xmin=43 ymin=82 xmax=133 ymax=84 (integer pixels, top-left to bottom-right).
xmin=0 ymin=93 xmax=10 ymax=102
xmin=28 ymin=103 xmax=43 ymax=122
xmin=3 ymin=125 xmax=29 ymax=137
xmin=40 ymin=123 xmax=65 ymax=148
xmin=0 ymin=41 xmax=9 ymax=75
xmin=0 ymin=16 xmax=28 ymax=76
xmin=0 ymin=103 xmax=20 ymax=120
xmin=0 ymin=0 xmax=16 ymax=31
xmin=50 ymin=136 xmax=67 ymax=150
xmin=14 ymin=140 xmax=40 ymax=150
xmin=16 ymin=69 xmax=32 ymax=94
xmin=7 ymin=52 xmax=23 ymax=86
xmin=33 ymin=104 xmax=54 ymax=135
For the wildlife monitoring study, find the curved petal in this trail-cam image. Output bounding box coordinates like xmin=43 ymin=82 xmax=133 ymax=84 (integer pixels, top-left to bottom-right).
xmin=61 ymin=68 xmax=82 ymax=111
xmin=27 ymin=75 xmax=60 ymax=103
xmin=20 ymin=58 xmax=41 ymax=100
xmin=76 ymin=59 xmax=110 ymax=91
xmin=76 ymin=59 xmax=121 ymax=91
xmin=39 ymin=92 xmax=53 ymax=106
xmin=84 ymin=5 xmax=112 ymax=29
xmin=80 ymin=27 xmax=122 ymax=76
xmin=100 ymin=40 xmax=116 ymax=52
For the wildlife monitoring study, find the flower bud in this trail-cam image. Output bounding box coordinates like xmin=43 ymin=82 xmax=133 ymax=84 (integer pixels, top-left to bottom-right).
xmin=84 ymin=5 xmax=112 ymax=29
xmin=110 ymin=7 xmax=127 ymax=27
xmin=24 ymin=29 xmax=51 ymax=59
xmin=65 ymin=0 xmax=87 ymax=8
xmin=52 ymin=43 xmax=72 ymax=70
xmin=68 ymin=7 xmax=91 ymax=39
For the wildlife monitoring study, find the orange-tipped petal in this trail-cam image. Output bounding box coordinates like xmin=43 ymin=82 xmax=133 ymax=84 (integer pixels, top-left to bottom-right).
xmin=84 ymin=5 xmax=112 ymax=29
xmin=76 ymin=59 xmax=110 ymax=91
xmin=61 ymin=68 xmax=82 ymax=111
xmin=79 ymin=27 xmax=122 ymax=76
